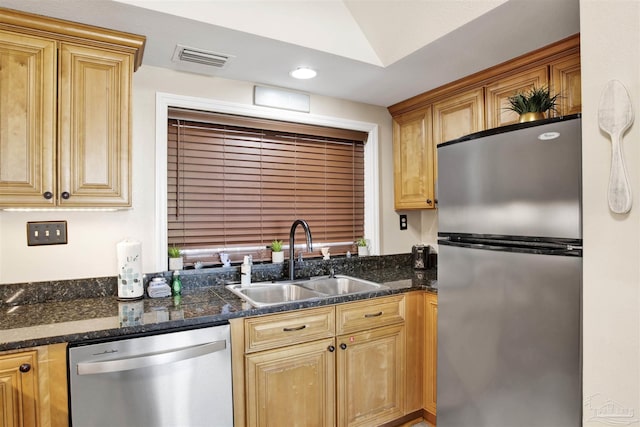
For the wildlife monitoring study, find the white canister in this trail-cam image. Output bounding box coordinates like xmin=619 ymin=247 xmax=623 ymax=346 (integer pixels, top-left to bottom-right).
xmin=117 ymin=239 xmax=144 ymax=299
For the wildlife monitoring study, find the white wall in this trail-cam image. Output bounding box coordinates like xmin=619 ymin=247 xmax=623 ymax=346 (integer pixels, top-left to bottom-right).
xmin=0 ymin=65 xmax=425 ymax=284
xmin=581 ymin=1 xmax=640 ymax=424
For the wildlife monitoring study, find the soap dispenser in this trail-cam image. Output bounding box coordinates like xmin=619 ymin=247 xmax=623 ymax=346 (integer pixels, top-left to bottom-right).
xmin=171 ymin=270 xmax=182 ymax=296
xmin=241 ymin=255 xmax=252 ymax=287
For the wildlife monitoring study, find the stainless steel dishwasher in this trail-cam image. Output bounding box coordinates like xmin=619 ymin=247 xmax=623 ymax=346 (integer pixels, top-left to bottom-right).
xmin=68 ymin=323 xmax=233 ymax=427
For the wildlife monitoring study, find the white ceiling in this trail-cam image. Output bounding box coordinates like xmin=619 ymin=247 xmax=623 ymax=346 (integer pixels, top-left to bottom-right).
xmin=0 ymin=0 xmax=580 ymax=107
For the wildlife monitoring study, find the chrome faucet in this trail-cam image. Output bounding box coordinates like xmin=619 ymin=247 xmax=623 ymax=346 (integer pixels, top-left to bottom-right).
xmin=289 ymin=219 xmax=313 ymax=280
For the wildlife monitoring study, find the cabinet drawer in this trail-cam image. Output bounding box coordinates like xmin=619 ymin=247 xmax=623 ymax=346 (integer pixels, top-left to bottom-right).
xmin=336 ymin=295 xmax=405 ymax=335
xmin=245 ymin=306 xmax=335 ymax=353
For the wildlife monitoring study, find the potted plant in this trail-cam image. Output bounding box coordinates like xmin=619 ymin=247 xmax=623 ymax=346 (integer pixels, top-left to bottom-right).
xmin=506 ymin=86 xmax=560 ymax=122
xmin=168 ymin=246 xmax=183 ymax=271
xmin=355 ymin=237 xmax=369 ymax=257
xmin=271 ymin=239 xmax=284 ymax=264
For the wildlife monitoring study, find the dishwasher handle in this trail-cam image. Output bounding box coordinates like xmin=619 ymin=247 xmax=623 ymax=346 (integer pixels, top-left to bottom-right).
xmin=76 ymin=340 xmax=226 ymax=375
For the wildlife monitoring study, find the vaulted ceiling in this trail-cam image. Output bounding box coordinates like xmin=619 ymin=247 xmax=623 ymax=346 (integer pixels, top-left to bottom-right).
xmin=0 ymin=0 xmax=580 ymax=106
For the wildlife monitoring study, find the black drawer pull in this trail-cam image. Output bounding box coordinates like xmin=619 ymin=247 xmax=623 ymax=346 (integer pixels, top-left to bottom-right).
xmin=364 ymin=311 xmax=383 ymax=318
xmin=283 ymin=325 xmax=306 ymax=332
xmin=19 ymin=363 xmax=31 ymax=373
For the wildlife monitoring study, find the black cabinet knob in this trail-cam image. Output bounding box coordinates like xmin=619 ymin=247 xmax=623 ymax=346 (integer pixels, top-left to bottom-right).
xmin=61 ymin=192 xmax=70 ymax=200
xmin=43 ymin=191 xmax=53 ymax=200
xmin=19 ymin=363 xmax=31 ymax=373
xmin=426 ymin=199 xmax=433 ymax=205
xmin=339 ymin=343 xmax=347 ymax=350
xmin=328 ymin=345 xmax=335 ymax=352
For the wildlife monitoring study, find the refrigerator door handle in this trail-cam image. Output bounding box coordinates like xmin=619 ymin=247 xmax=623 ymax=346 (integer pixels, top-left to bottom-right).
xmin=439 ymin=236 xmax=582 ymax=256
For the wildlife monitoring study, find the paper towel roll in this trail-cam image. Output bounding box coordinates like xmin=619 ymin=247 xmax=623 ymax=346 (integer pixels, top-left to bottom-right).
xmin=117 ymin=239 xmax=143 ymax=299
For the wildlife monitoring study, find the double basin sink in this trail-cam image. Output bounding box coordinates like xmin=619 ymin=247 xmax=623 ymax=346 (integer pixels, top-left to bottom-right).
xmin=226 ymin=275 xmax=388 ymax=308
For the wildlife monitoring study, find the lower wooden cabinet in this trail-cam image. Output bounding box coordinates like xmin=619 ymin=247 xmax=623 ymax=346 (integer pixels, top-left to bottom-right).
xmin=232 ymin=295 xmax=407 ymax=427
xmin=0 ymin=343 xmax=68 ymax=427
xmin=0 ymin=350 xmax=38 ymax=426
xmin=336 ymin=324 xmax=404 ymax=426
xmin=423 ymin=292 xmax=438 ymax=417
xmin=245 ymin=338 xmax=336 ymax=427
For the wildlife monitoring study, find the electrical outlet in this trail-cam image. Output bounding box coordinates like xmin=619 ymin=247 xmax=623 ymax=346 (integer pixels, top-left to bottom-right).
xmin=399 ymin=214 xmax=408 ymax=230
xmin=27 ymin=221 xmax=68 ymax=246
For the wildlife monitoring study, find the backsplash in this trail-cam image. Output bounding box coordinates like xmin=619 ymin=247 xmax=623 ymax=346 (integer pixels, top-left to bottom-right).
xmin=0 ymin=253 xmax=414 ymax=307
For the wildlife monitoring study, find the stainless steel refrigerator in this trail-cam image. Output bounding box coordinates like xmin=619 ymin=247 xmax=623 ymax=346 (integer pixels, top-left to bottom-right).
xmin=437 ymin=115 xmax=582 ymax=427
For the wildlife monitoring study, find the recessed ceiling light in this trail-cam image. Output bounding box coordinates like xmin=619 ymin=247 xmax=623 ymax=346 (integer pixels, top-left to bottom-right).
xmin=290 ymin=67 xmax=317 ymax=79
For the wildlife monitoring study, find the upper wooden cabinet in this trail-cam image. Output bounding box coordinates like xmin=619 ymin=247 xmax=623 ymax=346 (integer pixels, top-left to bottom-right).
xmin=433 ymin=87 xmax=485 ymax=146
xmin=0 ymin=29 xmax=56 ymax=207
xmin=393 ymin=107 xmax=435 ymax=210
xmin=0 ymin=8 xmax=145 ymax=208
xmin=485 ymin=66 xmax=548 ymax=128
xmin=550 ymin=53 xmax=582 ymax=116
xmin=389 ymin=34 xmax=580 ymax=211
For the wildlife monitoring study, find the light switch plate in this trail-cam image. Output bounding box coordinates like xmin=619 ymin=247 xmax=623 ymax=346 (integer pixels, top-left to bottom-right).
xmin=27 ymin=221 xmax=68 ymax=246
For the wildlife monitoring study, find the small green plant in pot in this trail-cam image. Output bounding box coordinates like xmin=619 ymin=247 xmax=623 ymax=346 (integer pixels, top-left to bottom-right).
xmin=168 ymin=246 xmax=183 ymax=271
xmin=271 ymin=239 xmax=285 ymax=264
xmin=506 ymin=86 xmax=560 ymax=122
xmin=355 ymin=237 xmax=369 ymax=257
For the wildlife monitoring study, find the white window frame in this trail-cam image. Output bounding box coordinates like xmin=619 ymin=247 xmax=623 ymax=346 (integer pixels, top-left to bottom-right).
xmin=154 ymin=92 xmax=379 ymax=270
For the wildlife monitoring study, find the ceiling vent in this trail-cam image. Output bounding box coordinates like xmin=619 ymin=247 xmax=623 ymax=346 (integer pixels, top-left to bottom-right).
xmin=171 ymin=44 xmax=234 ymax=69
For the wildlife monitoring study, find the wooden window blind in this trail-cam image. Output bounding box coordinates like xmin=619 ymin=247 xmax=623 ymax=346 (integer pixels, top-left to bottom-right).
xmin=167 ymin=109 xmax=367 ymax=266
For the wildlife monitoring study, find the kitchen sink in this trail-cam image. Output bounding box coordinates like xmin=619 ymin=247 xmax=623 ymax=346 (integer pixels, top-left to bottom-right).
xmin=227 ymin=283 xmax=325 ymax=307
xmin=297 ymin=275 xmax=387 ymax=296
xmin=225 ymin=275 xmax=388 ymax=308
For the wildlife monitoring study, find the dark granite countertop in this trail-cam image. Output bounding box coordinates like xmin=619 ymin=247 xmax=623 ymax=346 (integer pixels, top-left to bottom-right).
xmin=0 ymin=255 xmax=436 ymax=351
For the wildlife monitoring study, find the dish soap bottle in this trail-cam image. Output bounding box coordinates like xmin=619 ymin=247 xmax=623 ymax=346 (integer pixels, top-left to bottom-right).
xmin=241 ymin=255 xmax=252 ymax=287
xmin=171 ymin=270 xmax=182 ymax=296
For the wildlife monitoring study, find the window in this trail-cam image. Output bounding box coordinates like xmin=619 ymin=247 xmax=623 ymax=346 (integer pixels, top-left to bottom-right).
xmin=167 ymin=108 xmax=367 ymax=266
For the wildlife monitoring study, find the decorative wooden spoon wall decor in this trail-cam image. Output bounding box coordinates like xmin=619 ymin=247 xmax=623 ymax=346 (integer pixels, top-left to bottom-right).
xmin=598 ymin=80 xmax=634 ymax=214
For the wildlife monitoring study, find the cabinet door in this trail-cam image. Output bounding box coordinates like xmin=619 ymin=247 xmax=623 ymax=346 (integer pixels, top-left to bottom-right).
xmin=0 ymin=351 xmax=39 ymax=427
xmin=245 ymin=338 xmax=336 ymax=427
xmin=0 ymin=30 xmax=56 ymax=207
xmin=58 ymin=43 xmax=132 ymax=206
xmin=485 ymin=66 xmax=548 ymax=128
xmin=393 ymin=107 xmax=435 ymax=210
xmin=336 ymin=324 xmax=405 ymax=427
xmin=404 ymin=291 xmax=424 ymax=415
xmin=432 ymin=87 xmax=485 ymax=146
xmin=550 ymin=53 xmax=581 ymax=116
xmin=423 ymin=292 xmax=438 ymax=415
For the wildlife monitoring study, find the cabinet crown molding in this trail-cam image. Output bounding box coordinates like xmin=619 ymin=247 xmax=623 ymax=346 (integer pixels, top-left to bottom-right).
xmin=388 ymin=33 xmax=580 ymax=116
xmin=0 ymin=7 xmax=145 ymax=70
